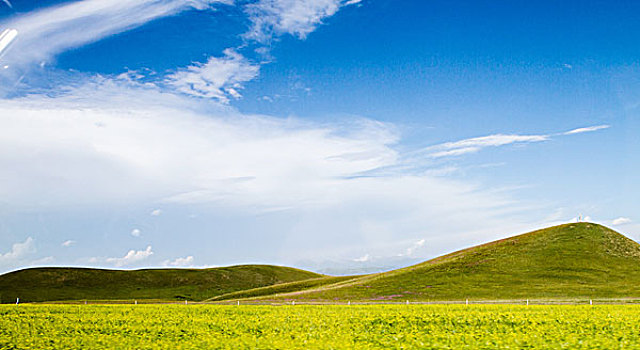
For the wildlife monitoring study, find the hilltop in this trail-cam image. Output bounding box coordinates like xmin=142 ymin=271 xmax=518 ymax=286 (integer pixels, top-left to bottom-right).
xmin=0 ymin=265 xmax=321 ymax=303
xmin=238 ymin=223 xmax=640 ymax=301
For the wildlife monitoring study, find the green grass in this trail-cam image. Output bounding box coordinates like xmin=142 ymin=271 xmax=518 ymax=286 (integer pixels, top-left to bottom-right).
xmin=207 ymin=275 xmax=360 ymax=301
xmin=247 ymin=223 xmax=640 ymax=302
xmin=4 ymin=304 xmax=640 ymax=349
xmin=0 ymin=265 xmax=322 ymax=303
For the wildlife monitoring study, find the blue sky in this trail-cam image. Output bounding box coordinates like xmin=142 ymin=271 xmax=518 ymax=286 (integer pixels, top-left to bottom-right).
xmin=0 ymin=0 xmax=637 ymax=273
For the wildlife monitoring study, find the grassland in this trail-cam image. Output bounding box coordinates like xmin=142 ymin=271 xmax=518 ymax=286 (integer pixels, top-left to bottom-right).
xmin=241 ymin=223 xmax=640 ymax=302
xmin=3 ymin=304 xmax=640 ymax=349
xmin=0 ymin=265 xmax=321 ymax=303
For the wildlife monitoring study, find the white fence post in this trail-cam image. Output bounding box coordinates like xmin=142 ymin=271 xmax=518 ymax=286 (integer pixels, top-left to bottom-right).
xmin=526 ymin=299 xmax=529 ymax=306
xmin=466 ymin=299 xmax=468 ymax=305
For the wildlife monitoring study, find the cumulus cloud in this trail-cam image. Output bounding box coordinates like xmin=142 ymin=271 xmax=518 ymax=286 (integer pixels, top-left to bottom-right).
xmin=131 ymin=229 xmax=142 ymax=237
xmin=106 ymin=246 xmax=153 ymax=267
xmin=0 ymin=237 xmax=35 ymax=266
xmin=612 ymin=217 xmax=632 ymax=226
xmin=401 ymin=238 xmax=425 ymax=257
xmin=0 ymin=0 xmax=231 ymax=67
xmin=163 ymin=256 xmax=194 ymax=267
xmin=353 ymin=253 xmax=370 ymax=262
xmin=244 ymin=0 xmax=343 ymax=41
xmin=563 ymin=125 xmax=610 ymax=135
xmin=165 ymin=49 xmax=259 ymax=103
xmin=61 ymin=240 xmax=75 ymax=247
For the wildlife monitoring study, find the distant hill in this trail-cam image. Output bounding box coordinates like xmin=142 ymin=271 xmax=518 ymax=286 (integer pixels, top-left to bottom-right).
xmin=4 ymin=223 xmax=639 ymax=303
xmin=0 ymin=265 xmax=322 ymax=303
xmin=240 ymin=223 xmax=640 ymax=301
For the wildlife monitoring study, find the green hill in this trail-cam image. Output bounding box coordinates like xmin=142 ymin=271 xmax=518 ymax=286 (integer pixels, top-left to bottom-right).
xmin=242 ymin=223 xmax=640 ymax=302
xmin=4 ymin=223 xmax=638 ymax=303
xmin=0 ymin=265 xmax=322 ymax=303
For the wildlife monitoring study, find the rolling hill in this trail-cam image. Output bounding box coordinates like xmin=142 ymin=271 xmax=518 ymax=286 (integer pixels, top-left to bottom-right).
xmin=237 ymin=223 xmax=640 ymax=302
xmin=3 ymin=223 xmax=639 ymax=303
xmin=0 ymin=265 xmax=322 ymax=303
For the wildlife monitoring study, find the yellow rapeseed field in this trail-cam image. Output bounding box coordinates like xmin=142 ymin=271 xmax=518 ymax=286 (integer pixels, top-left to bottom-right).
xmin=1 ymin=304 xmax=639 ymax=349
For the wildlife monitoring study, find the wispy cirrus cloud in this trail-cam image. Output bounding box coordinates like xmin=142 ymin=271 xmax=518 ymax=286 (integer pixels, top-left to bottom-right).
xmin=563 ymin=125 xmax=610 ymax=135
xmin=409 ymin=124 xmax=610 ymax=160
xmin=421 ymin=134 xmax=549 ymax=159
xmin=0 ymin=0 xmax=231 ymax=67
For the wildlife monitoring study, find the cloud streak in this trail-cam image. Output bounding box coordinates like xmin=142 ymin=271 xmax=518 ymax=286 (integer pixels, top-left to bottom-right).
xmin=0 ymin=0 xmax=230 ymax=67
xmin=563 ymin=125 xmax=610 ymax=135
xmin=419 ymin=134 xmax=549 ymax=159
xmin=409 ymin=124 xmax=611 ymax=160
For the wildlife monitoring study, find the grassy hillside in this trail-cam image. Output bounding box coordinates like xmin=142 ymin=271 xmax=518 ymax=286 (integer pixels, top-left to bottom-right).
xmin=0 ymin=265 xmax=322 ymax=303
xmin=207 ymin=275 xmax=360 ymax=301
xmin=247 ymin=223 xmax=640 ymax=301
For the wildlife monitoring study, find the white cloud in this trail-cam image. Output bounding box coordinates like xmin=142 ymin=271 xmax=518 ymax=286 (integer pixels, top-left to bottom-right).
xmin=0 ymin=77 xmax=554 ymax=268
xmin=244 ymin=0 xmax=343 ymax=41
xmin=131 ymin=229 xmax=141 ymax=237
xmin=411 ymin=124 xmax=610 ymax=160
xmin=353 ymin=253 xmax=370 ymax=262
xmin=1 ymin=0 xmax=12 ymax=9
xmin=163 ymin=255 xmax=194 ymax=267
xmin=165 ymin=49 xmax=259 ymax=103
xmin=612 ymin=217 xmax=632 ymax=226
xmin=563 ymin=125 xmax=610 ymax=135
xmin=0 ymin=237 xmax=35 ymax=266
xmin=402 ymin=238 xmax=425 ymax=257
xmin=151 ymin=209 xmax=162 ymax=216
xmin=106 ymin=246 xmax=153 ymax=267
xmin=419 ymin=134 xmax=549 ymax=159
xmin=61 ymin=240 xmax=75 ymax=247
xmin=0 ymin=0 xmax=230 ymax=67
xmin=344 ymin=0 xmax=362 ymax=5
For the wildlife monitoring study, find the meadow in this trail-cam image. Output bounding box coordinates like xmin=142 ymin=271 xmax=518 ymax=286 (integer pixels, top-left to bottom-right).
xmin=2 ymin=304 xmax=640 ymax=349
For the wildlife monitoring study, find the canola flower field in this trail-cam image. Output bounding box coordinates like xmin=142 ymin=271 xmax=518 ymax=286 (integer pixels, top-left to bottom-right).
xmin=1 ymin=304 xmax=640 ymax=349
